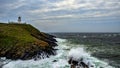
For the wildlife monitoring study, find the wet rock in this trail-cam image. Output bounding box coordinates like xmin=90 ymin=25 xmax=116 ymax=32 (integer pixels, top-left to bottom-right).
xmin=52 ymin=60 xmax=57 ymax=62
xmin=0 ymin=23 xmax=57 ymax=60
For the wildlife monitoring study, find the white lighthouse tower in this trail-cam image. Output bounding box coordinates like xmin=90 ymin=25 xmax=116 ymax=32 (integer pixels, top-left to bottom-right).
xmin=18 ymin=16 xmax=21 ymax=23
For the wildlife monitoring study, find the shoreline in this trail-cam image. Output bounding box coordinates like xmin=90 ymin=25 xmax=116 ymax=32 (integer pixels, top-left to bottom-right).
xmin=0 ymin=23 xmax=58 ymax=60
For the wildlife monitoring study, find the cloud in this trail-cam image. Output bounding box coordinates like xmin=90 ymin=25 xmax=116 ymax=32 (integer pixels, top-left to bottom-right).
xmin=8 ymin=1 xmax=26 ymax=10
xmin=25 ymin=0 xmax=120 ymax=21
xmin=0 ymin=0 xmax=26 ymax=10
xmin=29 ymin=0 xmax=120 ymax=12
xmin=0 ymin=0 xmax=120 ymax=32
xmin=1 ymin=0 xmax=119 ymax=22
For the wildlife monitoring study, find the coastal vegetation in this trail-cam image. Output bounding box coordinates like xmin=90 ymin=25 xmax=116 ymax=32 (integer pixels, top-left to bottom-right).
xmin=0 ymin=23 xmax=57 ymax=60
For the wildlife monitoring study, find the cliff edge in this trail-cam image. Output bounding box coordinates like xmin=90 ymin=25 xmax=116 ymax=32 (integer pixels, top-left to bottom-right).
xmin=0 ymin=23 xmax=57 ymax=60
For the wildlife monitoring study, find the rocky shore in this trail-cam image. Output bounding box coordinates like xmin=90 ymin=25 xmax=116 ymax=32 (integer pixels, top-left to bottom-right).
xmin=0 ymin=23 xmax=58 ymax=60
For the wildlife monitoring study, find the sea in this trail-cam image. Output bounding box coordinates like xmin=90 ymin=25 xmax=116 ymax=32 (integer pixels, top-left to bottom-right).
xmin=0 ymin=33 xmax=120 ymax=68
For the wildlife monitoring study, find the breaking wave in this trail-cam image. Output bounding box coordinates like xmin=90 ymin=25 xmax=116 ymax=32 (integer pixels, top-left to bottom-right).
xmin=1 ymin=38 xmax=114 ymax=68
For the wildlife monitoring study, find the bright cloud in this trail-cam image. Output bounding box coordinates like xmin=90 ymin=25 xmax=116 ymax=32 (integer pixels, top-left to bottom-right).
xmin=26 ymin=0 xmax=120 ymax=19
xmin=0 ymin=0 xmax=120 ymax=32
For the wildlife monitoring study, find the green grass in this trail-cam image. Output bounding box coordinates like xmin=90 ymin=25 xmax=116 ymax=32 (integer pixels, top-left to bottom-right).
xmin=0 ymin=23 xmax=38 ymax=42
xmin=0 ymin=23 xmax=52 ymax=59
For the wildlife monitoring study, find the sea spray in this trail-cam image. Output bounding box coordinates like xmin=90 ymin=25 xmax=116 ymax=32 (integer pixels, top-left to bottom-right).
xmin=68 ymin=47 xmax=94 ymax=67
xmin=2 ymin=38 xmax=69 ymax=68
xmin=2 ymin=38 xmax=114 ymax=68
xmin=68 ymin=47 xmax=91 ymax=61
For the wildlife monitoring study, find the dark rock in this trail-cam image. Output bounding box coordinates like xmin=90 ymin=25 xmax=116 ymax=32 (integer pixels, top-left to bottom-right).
xmin=0 ymin=23 xmax=58 ymax=60
xmin=52 ymin=60 xmax=57 ymax=62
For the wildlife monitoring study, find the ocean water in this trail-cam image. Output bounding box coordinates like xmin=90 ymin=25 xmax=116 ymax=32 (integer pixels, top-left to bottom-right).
xmin=1 ymin=38 xmax=114 ymax=68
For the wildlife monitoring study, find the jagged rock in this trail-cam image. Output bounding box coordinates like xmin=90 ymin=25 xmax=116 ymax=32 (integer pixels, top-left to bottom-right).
xmin=0 ymin=23 xmax=58 ymax=60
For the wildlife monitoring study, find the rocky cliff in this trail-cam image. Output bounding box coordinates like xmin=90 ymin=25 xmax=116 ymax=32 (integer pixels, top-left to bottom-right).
xmin=0 ymin=23 xmax=57 ymax=60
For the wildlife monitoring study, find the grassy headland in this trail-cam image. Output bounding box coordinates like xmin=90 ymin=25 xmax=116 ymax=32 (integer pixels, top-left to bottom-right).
xmin=0 ymin=23 xmax=57 ymax=60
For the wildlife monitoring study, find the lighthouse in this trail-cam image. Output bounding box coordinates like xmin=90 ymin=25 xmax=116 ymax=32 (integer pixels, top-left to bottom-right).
xmin=18 ymin=16 xmax=21 ymax=23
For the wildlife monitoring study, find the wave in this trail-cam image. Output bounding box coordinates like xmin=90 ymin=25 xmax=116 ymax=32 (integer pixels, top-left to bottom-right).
xmin=2 ymin=38 xmax=114 ymax=68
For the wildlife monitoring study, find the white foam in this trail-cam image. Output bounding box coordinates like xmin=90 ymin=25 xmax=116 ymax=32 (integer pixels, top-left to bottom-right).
xmin=55 ymin=38 xmax=66 ymax=43
xmin=68 ymin=47 xmax=94 ymax=68
xmin=68 ymin=47 xmax=114 ymax=68
xmin=2 ymin=38 xmax=114 ymax=68
xmin=52 ymin=59 xmax=68 ymax=68
xmin=68 ymin=47 xmax=90 ymax=61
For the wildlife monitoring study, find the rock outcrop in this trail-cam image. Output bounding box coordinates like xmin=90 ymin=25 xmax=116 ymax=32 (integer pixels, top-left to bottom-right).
xmin=0 ymin=23 xmax=58 ymax=60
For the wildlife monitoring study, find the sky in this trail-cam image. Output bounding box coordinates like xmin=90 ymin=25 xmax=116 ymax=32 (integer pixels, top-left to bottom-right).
xmin=0 ymin=0 xmax=120 ymax=32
